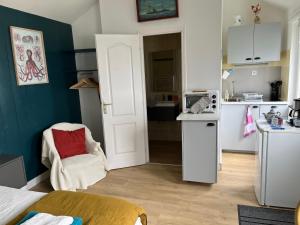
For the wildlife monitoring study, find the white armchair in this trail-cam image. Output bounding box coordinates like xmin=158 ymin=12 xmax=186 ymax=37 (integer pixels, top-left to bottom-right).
xmin=42 ymin=123 xmax=108 ymax=191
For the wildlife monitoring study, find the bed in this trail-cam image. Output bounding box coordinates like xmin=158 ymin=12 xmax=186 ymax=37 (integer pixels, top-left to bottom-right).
xmin=0 ymin=186 xmax=145 ymax=225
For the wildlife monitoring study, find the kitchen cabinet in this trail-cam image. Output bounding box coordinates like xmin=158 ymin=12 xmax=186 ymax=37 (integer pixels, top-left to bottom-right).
xmin=255 ymin=120 xmax=300 ymax=208
xmin=182 ymin=120 xmax=218 ymax=183
xmin=228 ymin=25 xmax=254 ymax=64
xmin=228 ymin=22 xmax=281 ymax=64
xmin=254 ymin=23 xmax=282 ymax=63
xmin=221 ymin=103 xmax=288 ymax=152
xmin=221 ymin=104 xmax=259 ymax=152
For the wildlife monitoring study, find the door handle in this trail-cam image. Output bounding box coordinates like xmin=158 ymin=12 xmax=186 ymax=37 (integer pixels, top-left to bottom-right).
xmin=245 ymin=58 xmax=252 ymax=61
xmin=254 ymin=57 xmax=261 ymax=60
xmin=252 ymin=106 xmax=259 ymax=109
xmin=102 ymin=102 xmax=112 ymax=114
xmin=207 ymin=123 xmax=215 ymax=127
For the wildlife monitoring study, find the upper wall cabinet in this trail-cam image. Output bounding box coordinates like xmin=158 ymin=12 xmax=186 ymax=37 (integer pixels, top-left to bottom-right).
xmin=228 ymin=22 xmax=282 ymax=65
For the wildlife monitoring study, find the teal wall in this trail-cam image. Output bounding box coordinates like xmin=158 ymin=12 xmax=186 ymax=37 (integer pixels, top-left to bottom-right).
xmin=0 ymin=6 xmax=81 ymax=181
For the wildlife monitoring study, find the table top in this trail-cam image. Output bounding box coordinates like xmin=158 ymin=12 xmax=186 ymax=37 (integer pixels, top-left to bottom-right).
xmin=177 ymin=112 xmax=220 ymax=121
xmin=256 ymin=120 xmax=300 ymax=134
xmin=0 ymin=155 xmax=21 ymax=165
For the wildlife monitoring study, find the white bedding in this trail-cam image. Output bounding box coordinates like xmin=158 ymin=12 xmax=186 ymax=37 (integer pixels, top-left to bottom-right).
xmin=0 ymin=186 xmax=45 ymax=225
xmin=0 ymin=186 xmax=142 ymax=225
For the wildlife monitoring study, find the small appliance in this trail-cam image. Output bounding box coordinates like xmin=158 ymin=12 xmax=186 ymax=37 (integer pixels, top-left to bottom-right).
xmin=289 ymin=98 xmax=300 ymax=127
xmin=183 ymin=90 xmax=219 ymax=114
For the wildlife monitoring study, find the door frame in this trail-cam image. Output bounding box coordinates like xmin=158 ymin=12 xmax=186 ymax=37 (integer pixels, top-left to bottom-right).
xmin=139 ymin=27 xmax=187 ymax=162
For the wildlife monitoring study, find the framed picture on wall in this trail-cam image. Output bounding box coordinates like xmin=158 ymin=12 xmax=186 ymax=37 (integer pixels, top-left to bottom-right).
xmin=10 ymin=26 xmax=49 ymax=86
xmin=136 ymin=0 xmax=179 ymax=22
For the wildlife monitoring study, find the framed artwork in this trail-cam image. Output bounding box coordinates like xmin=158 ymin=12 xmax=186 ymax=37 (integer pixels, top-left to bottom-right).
xmin=10 ymin=26 xmax=49 ymax=86
xmin=136 ymin=0 xmax=178 ymax=22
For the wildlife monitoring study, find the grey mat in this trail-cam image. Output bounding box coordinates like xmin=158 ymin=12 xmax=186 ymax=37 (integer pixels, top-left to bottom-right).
xmin=238 ymin=205 xmax=295 ymax=225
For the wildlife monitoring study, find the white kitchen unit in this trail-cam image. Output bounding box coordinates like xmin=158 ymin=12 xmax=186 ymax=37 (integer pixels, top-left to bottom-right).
xmin=177 ymin=113 xmax=219 ymax=184
xmin=255 ymin=120 xmax=300 ymax=208
xmin=221 ymin=102 xmax=288 ymax=152
xmin=227 ymin=24 xmax=254 ymax=64
xmin=228 ymin=22 xmax=281 ymax=64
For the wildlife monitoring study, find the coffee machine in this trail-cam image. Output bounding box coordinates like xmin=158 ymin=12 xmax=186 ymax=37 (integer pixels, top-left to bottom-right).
xmin=289 ymin=98 xmax=300 ymax=127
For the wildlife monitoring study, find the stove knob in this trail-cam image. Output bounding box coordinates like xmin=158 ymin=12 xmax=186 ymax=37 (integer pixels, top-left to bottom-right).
xmin=212 ymin=100 xmax=216 ymax=104
xmin=212 ymin=105 xmax=216 ymax=109
xmin=212 ymin=95 xmax=217 ymax=99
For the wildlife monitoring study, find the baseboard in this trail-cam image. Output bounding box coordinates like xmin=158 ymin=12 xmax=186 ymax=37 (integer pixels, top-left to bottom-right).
xmin=21 ymin=170 xmax=50 ymax=190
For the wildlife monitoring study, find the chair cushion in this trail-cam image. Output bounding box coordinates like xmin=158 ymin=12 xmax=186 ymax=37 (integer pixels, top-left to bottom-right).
xmin=62 ymin=154 xmax=101 ymax=169
xmin=52 ymin=128 xmax=87 ymax=159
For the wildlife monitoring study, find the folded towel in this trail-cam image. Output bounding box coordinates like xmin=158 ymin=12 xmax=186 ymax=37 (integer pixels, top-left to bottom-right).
xmin=17 ymin=211 xmax=82 ymax=225
xmin=244 ymin=106 xmax=256 ymax=137
xmin=191 ymin=97 xmax=210 ymax=113
xmin=21 ymin=213 xmax=73 ymax=225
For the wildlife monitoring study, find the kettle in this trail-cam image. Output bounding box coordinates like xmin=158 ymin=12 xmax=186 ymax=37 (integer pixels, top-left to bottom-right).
xmin=263 ymin=106 xmax=281 ymax=124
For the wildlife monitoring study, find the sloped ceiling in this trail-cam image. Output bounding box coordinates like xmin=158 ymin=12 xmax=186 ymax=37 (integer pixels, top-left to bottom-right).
xmin=0 ymin=0 xmax=98 ymax=24
xmin=264 ymin=0 xmax=300 ymax=11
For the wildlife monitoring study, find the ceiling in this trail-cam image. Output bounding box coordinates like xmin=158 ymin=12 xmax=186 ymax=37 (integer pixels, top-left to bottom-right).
xmin=264 ymin=0 xmax=300 ymax=11
xmin=0 ymin=0 xmax=299 ymax=23
xmin=0 ymin=0 xmax=98 ymax=23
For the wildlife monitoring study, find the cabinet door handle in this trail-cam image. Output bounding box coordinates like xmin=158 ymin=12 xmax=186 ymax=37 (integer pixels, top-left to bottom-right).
xmin=245 ymin=58 xmax=252 ymax=61
xmin=254 ymin=57 xmax=261 ymax=60
xmin=207 ymin=123 xmax=215 ymax=127
xmin=252 ymin=106 xmax=259 ymax=109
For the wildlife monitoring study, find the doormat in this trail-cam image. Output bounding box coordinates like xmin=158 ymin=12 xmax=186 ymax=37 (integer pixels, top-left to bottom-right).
xmin=238 ymin=205 xmax=295 ymax=225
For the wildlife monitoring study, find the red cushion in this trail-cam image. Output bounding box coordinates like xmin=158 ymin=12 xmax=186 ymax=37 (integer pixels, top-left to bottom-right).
xmin=52 ymin=128 xmax=87 ymax=159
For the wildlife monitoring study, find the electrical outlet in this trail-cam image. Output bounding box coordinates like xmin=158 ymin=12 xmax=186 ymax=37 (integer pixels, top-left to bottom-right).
xmin=251 ymin=70 xmax=257 ymax=76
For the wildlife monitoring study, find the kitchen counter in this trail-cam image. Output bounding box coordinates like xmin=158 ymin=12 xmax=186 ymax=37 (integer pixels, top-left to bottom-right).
xmin=256 ymin=119 xmax=300 ymax=134
xmin=222 ymin=101 xmax=289 ymax=105
xmin=177 ymin=112 xmax=220 ymax=121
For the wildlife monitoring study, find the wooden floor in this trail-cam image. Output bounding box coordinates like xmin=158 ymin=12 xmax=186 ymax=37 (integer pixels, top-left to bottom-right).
xmin=149 ymin=140 xmax=182 ymax=165
xmin=32 ymin=153 xmax=258 ymax=225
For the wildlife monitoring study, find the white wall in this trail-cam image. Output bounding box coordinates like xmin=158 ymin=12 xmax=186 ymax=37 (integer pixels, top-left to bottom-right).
xmin=223 ymin=0 xmax=288 ymax=54
xmin=72 ymin=1 xmax=102 ymax=49
xmin=99 ymin=0 xmax=222 ymax=91
xmin=72 ymin=2 xmax=104 ymax=143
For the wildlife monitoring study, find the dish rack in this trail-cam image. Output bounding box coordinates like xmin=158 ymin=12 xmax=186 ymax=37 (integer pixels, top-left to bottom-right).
xmin=243 ymin=93 xmax=263 ymax=102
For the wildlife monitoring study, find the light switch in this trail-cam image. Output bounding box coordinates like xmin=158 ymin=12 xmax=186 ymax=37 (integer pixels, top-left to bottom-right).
xmin=251 ymin=70 xmax=258 ymax=76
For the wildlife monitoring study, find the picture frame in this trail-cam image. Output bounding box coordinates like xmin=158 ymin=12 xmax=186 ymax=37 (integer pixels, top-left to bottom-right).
xmin=10 ymin=26 xmax=49 ymax=86
xmin=136 ymin=0 xmax=179 ymax=22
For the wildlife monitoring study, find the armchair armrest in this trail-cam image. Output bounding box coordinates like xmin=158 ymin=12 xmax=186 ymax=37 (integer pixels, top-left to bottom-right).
xmin=41 ymin=132 xmax=63 ymax=169
xmin=85 ymin=138 xmax=109 ymax=171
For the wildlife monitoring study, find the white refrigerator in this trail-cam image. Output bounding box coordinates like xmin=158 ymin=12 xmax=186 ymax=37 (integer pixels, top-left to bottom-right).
xmin=255 ymin=120 xmax=300 ymax=208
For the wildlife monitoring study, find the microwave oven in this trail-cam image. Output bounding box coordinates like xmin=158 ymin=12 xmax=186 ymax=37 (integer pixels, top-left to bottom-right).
xmin=183 ymin=90 xmax=219 ymax=114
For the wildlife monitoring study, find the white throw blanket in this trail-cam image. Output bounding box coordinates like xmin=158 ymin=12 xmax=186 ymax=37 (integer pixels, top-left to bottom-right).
xmin=21 ymin=213 xmax=73 ymax=225
xmin=42 ymin=123 xmax=109 ymax=191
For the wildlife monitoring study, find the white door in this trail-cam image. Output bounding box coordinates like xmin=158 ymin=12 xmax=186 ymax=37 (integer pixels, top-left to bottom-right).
xmin=95 ymin=34 xmax=147 ymax=170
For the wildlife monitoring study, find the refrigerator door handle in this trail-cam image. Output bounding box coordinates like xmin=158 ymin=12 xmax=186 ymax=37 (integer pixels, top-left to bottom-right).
xmin=207 ymin=123 xmax=215 ymax=127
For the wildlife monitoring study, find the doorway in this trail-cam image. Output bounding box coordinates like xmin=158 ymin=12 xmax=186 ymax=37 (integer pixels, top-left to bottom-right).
xmin=143 ymin=33 xmax=182 ymax=165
